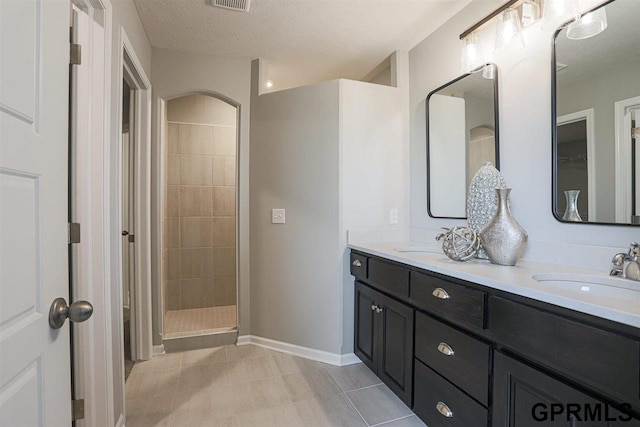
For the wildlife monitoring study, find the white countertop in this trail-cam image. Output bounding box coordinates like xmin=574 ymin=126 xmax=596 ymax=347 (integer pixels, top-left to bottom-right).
xmin=349 ymin=241 xmax=640 ymax=329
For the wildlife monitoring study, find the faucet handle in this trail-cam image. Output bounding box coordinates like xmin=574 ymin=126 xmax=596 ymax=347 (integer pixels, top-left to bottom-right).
xmin=629 ymin=242 xmax=639 ymax=259
xmin=612 ymin=253 xmax=627 ymax=266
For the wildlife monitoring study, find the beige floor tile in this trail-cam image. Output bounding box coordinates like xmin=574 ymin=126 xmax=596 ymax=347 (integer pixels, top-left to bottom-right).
xmin=345 ymin=384 xmax=413 ymax=426
xmin=181 ymin=347 xmax=227 ymax=367
xmin=282 ymin=368 xmax=343 ymax=402
xmin=176 ymin=364 xmax=227 ymax=391
xmin=240 ymin=355 xmax=281 ymax=382
xmin=271 ymin=351 xmax=329 ymax=376
xmin=294 ymin=393 xmax=367 ymax=427
xmin=326 ymin=363 xmax=381 ymax=392
xmin=225 ymin=344 xmax=265 ymax=361
xmin=232 ymin=402 xmax=302 ymax=427
xmin=230 ymin=377 xmax=292 ymax=415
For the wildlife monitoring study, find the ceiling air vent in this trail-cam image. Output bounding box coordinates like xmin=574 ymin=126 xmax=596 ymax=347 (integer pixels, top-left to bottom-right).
xmin=208 ymin=0 xmax=251 ymax=12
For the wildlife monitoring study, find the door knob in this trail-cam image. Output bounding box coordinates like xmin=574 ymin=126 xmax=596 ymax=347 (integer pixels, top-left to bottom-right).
xmin=49 ymin=298 xmax=93 ymax=329
xmin=121 ymin=230 xmax=129 ymax=236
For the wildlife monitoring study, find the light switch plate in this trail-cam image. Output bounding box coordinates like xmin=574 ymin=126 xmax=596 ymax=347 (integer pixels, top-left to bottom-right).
xmin=389 ymin=208 xmax=398 ymax=224
xmin=272 ymin=209 xmax=286 ymax=224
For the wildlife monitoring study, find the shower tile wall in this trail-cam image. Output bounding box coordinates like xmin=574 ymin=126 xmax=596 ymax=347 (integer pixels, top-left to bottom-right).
xmin=164 ymin=122 xmax=236 ymax=310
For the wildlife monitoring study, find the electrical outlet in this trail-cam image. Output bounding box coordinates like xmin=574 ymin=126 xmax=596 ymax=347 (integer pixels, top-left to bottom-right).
xmin=272 ymin=209 xmax=286 ymax=224
xmin=389 ymin=208 xmax=399 ymax=224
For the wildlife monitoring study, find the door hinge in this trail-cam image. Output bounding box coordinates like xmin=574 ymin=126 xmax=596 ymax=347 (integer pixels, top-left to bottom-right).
xmin=632 ymin=127 xmax=640 ymax=140
xmin=72 ymin=399 xmax=85 ymax=421
xmin=68 ymin=223 xmax=81 ymax=244
xmin=128 ymin=234 xmax=135 ymax=243
xmin=70 ymin=43 xmax=81 ymax=65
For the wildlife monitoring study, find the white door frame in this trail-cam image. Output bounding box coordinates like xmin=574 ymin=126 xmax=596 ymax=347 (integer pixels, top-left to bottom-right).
xmin=558 ymin=108 xmax=596 ymax=220
xmin=69 ymin=0 xmax=115 ymax=426
xmin=155 ymin=92 xmax=241 ymax=338
xmin=615 ymin=96 xmax=640 ymax=223
xmin=115 ymin=30 xmax=153 ymax=364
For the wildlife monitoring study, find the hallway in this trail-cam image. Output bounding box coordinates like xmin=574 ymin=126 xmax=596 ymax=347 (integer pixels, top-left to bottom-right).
xmin=125 ymin=345 xmax=425 ymax=427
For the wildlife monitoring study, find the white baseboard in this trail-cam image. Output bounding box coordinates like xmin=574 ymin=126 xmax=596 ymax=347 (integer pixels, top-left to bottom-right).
xmin=152 ymin=344 xmax=165 ymax=357
xmin=236 ymin=335 xmax=360 ymax=367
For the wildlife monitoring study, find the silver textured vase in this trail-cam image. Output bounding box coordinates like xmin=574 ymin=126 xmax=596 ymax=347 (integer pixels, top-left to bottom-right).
xmin=467 ymin=162 xmax=508 ymax=259
xmin=562 ymin=190 xmax=583 ymax=222
xmin=480 ymin=188 xmax=528 ymax=266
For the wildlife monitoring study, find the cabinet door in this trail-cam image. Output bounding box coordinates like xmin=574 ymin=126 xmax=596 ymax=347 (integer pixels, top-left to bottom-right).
xmin=493 ymin=351 xmax=639 ymax=427
xmin=378 ymin=293 xmax=414 ymax=406
xmin=355 ymin=281 xmax=378 ymax=372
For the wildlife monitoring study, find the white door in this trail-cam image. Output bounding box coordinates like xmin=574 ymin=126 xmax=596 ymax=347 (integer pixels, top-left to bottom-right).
xmin=0 ymin=0 xmax=73 ymax=426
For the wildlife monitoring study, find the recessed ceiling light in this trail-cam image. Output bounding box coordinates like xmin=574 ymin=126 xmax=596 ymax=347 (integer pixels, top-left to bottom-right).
xmin=266 ymin=80 xmax=274 ymax=88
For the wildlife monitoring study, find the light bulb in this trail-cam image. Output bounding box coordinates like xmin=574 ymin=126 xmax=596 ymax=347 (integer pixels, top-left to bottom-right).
xmin=266 ymin=80 xmax=273 ymax=88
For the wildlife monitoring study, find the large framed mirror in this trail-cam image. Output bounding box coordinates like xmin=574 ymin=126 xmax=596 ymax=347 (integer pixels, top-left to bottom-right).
xmin=427 ymin=64 xmax=500 ymax=219
xmin=553 ymin=0 xmax=640 ymax=225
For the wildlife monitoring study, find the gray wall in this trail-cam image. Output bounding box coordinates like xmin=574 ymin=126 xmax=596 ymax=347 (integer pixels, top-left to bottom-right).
xmin=250 ymin=61 xmax=343 ymax=353
xmin=557 ymin=60 xmax=640 ymax=222
xmin=409 ymin=0 xmax=635 ymax=252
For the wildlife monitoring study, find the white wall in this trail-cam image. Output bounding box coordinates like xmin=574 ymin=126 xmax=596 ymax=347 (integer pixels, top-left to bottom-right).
xmin=250 ymin=53 xmax=410 ymax=356
xmin=409 ymin=0 xmax=636 ymax=262
xmin=108 ymin=0 xmax=152 ymax=423
xmin=339 ymin=54 xmax=410 ymax=352
xmin=150 ymin=48 xmax=252 ymax=339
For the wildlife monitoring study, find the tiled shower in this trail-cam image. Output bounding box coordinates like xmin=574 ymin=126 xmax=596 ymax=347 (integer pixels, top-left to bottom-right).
xmin=162 ymin=94 xmax=237 ymax=338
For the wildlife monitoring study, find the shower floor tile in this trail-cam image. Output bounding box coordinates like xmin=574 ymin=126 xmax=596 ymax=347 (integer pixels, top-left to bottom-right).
xmin=164 ymin=305 xmax=237 ymax=338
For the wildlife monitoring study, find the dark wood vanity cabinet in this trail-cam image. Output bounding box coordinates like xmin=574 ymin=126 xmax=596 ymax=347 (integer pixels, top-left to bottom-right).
xmin=493 ymin=351 xmax=640 ymax=427
xmin=350 ymin=250 xmax=640 ymax=426
xmin=354 ymin=281 xmax=414 ymax=406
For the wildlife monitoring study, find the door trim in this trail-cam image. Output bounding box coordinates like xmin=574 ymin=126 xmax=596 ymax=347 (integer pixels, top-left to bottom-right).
xmin=69 ymin=0 xmax=115 ymax=425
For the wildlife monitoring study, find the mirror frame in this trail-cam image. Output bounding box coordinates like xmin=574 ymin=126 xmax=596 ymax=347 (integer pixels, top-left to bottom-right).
xmin=426 ymin=63 xmax=501 ymax=219
xmin=551 ymin=0 xmax=638 ymax=226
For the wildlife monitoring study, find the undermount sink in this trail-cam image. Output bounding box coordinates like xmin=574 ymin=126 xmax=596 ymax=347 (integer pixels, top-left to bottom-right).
xmin=532 ymin=273 xmax=640 ymax=302
xmin=393 ymin=246 xmax=441 ymax=254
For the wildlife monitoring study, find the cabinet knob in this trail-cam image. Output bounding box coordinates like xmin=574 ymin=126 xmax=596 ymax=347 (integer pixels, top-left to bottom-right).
xmin=437 ymin=342 xmax=455 ymax=356
xmin=371 ymin=304 xmax=377 ymax=311
xmin=436 ymin=401 xmax=453 ymax=418
xmin=375 ymin=306 xmax=383 ymax=314
xmin=353 ymin=259 xmax=362 ymax=267
xmin=432 ymin=288 xmax=450 ymax=300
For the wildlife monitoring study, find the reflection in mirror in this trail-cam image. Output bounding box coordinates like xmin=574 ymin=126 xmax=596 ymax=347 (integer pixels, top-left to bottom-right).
xmin=427 ymin=64 xmax=499 ymax=218
xmin=553 ymin=0 xmax=640 ymax=225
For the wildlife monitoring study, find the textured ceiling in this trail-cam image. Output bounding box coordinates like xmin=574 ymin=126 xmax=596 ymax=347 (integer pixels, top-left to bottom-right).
xmin=133 ymin=0 xmax=472 ymax=91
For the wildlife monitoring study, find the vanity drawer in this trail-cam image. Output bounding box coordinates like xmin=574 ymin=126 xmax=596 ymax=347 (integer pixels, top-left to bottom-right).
xmin=488 ymin=296 xmax=640 ymax=409
xmin=414 ymin=359 xmax=488 ymax=427
xmin=410 ymin=271 xmax=485 ymax=330
xmin=415 ymin=311 xmax=490 ymax=406
xmin=368 ymin=258 xmax=410 ymax=300
xmin=350 ymin=252 xmax=368 ymax=280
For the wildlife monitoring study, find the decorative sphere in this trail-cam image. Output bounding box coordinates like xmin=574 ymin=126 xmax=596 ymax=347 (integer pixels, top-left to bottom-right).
xmin=436 ymin=226 xmax=480 ymax=262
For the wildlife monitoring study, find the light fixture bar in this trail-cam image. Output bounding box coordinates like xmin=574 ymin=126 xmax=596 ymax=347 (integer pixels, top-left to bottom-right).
xmin=460 ymin=0 xmax=522 ymax=40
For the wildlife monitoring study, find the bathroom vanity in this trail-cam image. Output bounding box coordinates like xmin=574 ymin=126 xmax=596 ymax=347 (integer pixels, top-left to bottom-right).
xmin=349 ymin=244 xmax=640 ymax=426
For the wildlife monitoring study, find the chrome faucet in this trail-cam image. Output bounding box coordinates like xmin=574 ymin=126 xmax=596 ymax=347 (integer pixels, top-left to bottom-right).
xmin=610 ymin=242 xmax=640 ymax=281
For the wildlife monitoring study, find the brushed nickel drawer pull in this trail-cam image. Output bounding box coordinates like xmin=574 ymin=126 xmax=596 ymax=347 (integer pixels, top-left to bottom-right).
xmin=432 ymin=288 xmax=450 ymax=299
xmin=371 ymin=304 xmax=376 ymax=312
xmin=436 ymin=401 xmax=453 ymax=418
xmin=437 ymin=342 xmax=455 ymax=356
xmin=353 ymin=259 xmax=362 ymax=267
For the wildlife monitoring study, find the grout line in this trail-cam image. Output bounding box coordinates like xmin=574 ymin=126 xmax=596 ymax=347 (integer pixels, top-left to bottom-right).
xmin=343 ymin=390 xmax=371 ymax=426
xmin=370 ymin=414 xmax=416 ymax=427
xmin=344 ymin=382 xmax=383 ymax=394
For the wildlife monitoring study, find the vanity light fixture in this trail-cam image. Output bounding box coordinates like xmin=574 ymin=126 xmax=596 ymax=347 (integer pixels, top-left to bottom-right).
xmin=461 ymin=34 xmax=480 ymax=73
xmin=494 ymin=8 xmax=525 ymax=54
xmin=566 ymin=7 xmax=608 ymax=40
xmin=541 ymin=0 xmax=580 ymax=30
